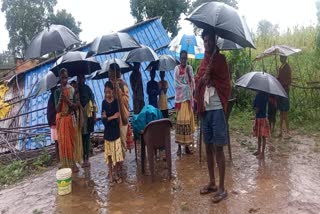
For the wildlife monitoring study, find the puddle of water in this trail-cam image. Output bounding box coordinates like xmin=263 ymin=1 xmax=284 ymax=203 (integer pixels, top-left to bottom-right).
xmin=0 ymin=131 xmax=319 ymax=214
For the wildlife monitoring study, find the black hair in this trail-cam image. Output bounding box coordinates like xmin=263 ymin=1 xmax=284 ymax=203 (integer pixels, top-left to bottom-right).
xmin=109 ymin=63 xmax=120 ymax=72
xmin=201 ymin=29 xmax=216 ymax=40
xmin=70 ymin=80 xmax=77 ymax=85
xmin=104 ymin=81 xmax=114 ymax=90
xmin=180 ymin=50 xmax=188 ymax=57
xmin=59 ymin=68 xmax=68 ymax=77
xmin=160 ymin=71 xmax=165 ymax=76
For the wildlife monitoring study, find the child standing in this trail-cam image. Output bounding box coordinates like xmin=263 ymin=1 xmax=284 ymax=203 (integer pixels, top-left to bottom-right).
xmin=102 ymin=81 xmax=124 ymax=184
xmin=253 ymin=91 xmax=271 ymax=159
xmin=158 ymin=71 xmax=169 ymax=118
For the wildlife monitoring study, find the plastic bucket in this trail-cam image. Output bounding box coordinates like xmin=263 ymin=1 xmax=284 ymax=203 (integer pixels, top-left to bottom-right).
xmin=56 ymin=168 xmax=72 ymax=196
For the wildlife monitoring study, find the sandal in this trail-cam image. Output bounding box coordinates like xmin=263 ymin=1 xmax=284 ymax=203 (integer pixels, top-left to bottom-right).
xmin=212 ymin=190 xmax=228 ymax=203
xmin=200 ymin=185 xmax=218 ymax=195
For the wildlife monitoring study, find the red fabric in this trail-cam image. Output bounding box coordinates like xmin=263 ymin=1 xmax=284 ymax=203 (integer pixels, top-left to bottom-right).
xmin=253 ymin=118 xmax=270 ymax=137
xmin=175 ymin=103 xmax=181 ymax=110
xmin=277 ymin=63 xmax=292 ymax=92
xmin=195 ymin=52 xmax=231 ymax=115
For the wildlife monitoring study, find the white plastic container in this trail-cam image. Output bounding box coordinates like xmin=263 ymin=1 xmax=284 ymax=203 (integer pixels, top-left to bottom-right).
xmin=56 ymin=168 xmax=72 ymax=196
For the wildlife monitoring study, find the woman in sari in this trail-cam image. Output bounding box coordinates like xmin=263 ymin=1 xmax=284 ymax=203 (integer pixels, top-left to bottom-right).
xmin=174 ymin=50 xmax=195 ymax=156
xmin=54 ymin=68 xmax=77 ymax=172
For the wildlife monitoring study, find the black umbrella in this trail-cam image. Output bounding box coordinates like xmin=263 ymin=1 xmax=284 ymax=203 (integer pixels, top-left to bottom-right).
xmin=146 ymin=54 xmax=177 ymax=71
xmin=87 ymin=32 xmax=141 ymax=57
xmin=186 ymin=2 xmax=255 ymax=48
xmin=217 ymin=38 xmax=243 ymax=50
xmin=91 ymin=59 xmax=132 ymax=80
xmin=32 ymin=71 xmax=59 ymax=96
xmin=51 ymin=51 xmax=101 ymax=77
xmin=25 ymin=25 xmax=81 ymax=59
xmin=235 ymin=71 xmax=288 ymax=98
xmin=122 ymin=45 xmax=159 ymax=63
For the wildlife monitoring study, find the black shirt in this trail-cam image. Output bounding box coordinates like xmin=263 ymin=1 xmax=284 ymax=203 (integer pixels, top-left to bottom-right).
xmin=78 ymin=84 xmax=95 ymax=107
xmin=102 ymin=99 xmax=120 ymax=141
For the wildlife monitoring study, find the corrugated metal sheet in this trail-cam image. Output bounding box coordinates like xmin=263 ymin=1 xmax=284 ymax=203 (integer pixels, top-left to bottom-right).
xmin=21 ymin=18 xmax=177 ymax=149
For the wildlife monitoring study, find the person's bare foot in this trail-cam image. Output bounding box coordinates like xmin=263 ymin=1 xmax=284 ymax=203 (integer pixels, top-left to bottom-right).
xmin=253 ymin=151 xmax=260 ymax=156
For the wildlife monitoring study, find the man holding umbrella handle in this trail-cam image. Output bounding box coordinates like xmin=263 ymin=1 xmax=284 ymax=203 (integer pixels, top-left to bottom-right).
xmin=195 ymin=29 xmax=231 ymax=203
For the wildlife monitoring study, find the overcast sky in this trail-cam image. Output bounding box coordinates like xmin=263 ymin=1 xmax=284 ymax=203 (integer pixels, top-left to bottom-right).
xmin=0 ymin=0 xmax=318 ymax=52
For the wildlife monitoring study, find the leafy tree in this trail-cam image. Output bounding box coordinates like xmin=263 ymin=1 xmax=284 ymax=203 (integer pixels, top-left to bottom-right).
xmin=190 ymin=0 xmax=238 ymax=12
xmin=0 ymin=51 xmax=15 ymax=68
xmin=316 ymin=0 xmax=320 ymax=50
xmin=130 ymin=0 xmax=189 ymax=37
xmin=49 ymin=9 xmax=82 ymax=36
xmin=256 ymin=20 xmax=279 ymax=48
xmin=1 ymin=0 xmax=57 ymax=58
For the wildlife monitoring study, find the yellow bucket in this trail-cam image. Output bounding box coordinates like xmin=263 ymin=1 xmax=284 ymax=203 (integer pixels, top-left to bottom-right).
xmin=56 ymin=168 xmax=72 ymax=196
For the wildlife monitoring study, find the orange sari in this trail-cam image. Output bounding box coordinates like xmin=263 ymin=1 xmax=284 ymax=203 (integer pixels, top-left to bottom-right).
xmin=55 ymin=86 xmax=76 ymax=168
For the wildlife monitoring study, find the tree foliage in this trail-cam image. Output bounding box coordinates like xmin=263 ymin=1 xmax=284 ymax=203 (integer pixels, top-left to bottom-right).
xmin=256 ymin=20 xmax=279 ymax=48
xmin=130 ymin=0 xmax=189 ymax=37
xmin=316 ymin=0 xmax=320 ymax=50
xmin=0 ymin=51 xmax=15 ymax=68
xmin=1 ymin=0 xmax=82 ymax=58
xmin=49 ymin=9 xmax=82 ymax=36
xmin=1 ymin=0 xmax=57 ymax=58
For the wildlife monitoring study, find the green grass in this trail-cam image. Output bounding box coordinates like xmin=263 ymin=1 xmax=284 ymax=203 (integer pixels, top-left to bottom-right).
xmin=0 ymin=150 xmax=53 ymax=187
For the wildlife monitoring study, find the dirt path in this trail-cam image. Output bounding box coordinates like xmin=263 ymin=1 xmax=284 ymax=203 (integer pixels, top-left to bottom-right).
xmin=0 ymin=130 xmax=319 ymax=214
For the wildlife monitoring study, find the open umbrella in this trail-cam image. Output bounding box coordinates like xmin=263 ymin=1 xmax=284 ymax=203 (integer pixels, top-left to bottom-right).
xmin=87 ymin=32 xmax=141 ymax=57
xmin=32 ymin=71 xmax=59 ymax=96
xmin=255 ymin=45 xmax=302 ymax=60
xmin=235 ymin=71 xmax=287 ymax=98
xmin=217 ymin=38 xmax=243 ymax=50
xmin=169 ymin=34 xmax=204 ymax=59
xmin=91 ymin=59 xmax=132 ymax=80
xmin=186 ymin=2 xmax=255 ymax=48
xmin=25 ymin=25 xmax=81 ymax=59
xmin=122 ymin=45 xmax=159 ymax=63
xmin=146 ymin=54 xmax=177 ymax=71
xmin=51 ymin=51 xmax=101 ymax=77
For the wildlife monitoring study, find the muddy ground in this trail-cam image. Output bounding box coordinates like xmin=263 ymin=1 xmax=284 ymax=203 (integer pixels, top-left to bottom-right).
xmin=0 ymin=129 xmax=319 ymax=214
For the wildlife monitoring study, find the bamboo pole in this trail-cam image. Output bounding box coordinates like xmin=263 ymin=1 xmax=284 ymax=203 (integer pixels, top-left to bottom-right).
xmin=0 ymin=107 xmax=46 ymax=123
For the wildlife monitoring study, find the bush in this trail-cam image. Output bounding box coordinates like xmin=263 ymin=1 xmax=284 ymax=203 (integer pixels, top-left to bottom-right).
xmin=0 ymin=160 xmax=27 ymax=186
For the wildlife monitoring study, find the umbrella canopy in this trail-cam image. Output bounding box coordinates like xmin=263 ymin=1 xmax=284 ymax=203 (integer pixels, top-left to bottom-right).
xmin=235 ymin=71 xmax=288 ymax=98
xmin=88 ymin=32 xmax=141 ymax=56
xmin=25 ymin=25 xmax=81 ymax=59
xmin=217 ymin=38 xmax=243 ymax=50
xmin=123 ymin=45 xmax=159 ymax=63
xmin=32 ymin=71 xmax=59 ymax=96
xmin=169 ymin=34 xmax=204 ymax=59
xmin=146 ymin=54 xmax=177 ymax=71
xmin=255 ymin=45 xmax=302 ymax=60
xmin=186 ymin=2 xmax=255 ymax=49
xmin=51 ymin=51 xmax=101 ymax=77
xmin=91 ymin=59 xmax=132 ymax=80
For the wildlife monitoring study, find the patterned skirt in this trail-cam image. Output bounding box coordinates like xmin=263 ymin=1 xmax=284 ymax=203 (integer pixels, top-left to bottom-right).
xmin=175 ymin=101 xmax=195 ymax=145
xmin=105 ymin=138 xmax=124 ymax=166
xmin=253 ymin=118 xmax=270 ymax=137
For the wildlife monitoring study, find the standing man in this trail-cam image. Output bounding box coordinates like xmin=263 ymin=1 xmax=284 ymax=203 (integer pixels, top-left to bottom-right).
xmin=130 ymin=62 xmax=145 ymax=114
xmin=147 ymin=68 xmax=159 ymax=108
xmin=77 ymin=73 xmax=97 ymax=168
xmin=195 ymin=29 xmax=231 ymax=203
xmin=277 ymin=55 xmax=292 ymax=138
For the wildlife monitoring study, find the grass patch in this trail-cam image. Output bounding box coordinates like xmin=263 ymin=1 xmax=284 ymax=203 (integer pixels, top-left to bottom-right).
xmin=0 ymin=149 xmax=53 ymax=187
xmin=0 ymin=160 xmax=27 ymax=186
xmin=229 ymin=108 xmax=254 ymax=136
